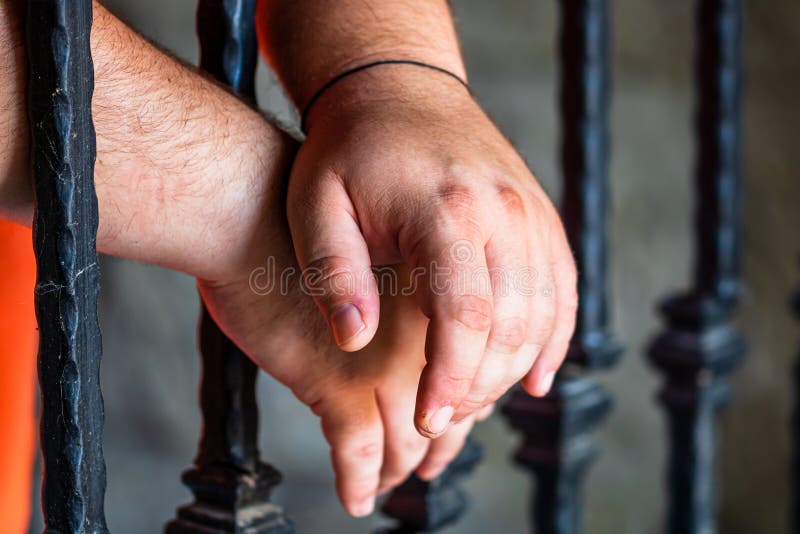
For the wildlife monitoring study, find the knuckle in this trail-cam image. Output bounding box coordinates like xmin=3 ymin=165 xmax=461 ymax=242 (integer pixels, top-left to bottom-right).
xmin=494 ymin=184 xmax=527 ymax=218
xmin=528 ymin=310 xmax=557 ymax=345
xmin=391 ymin=436 xmax=427 ymax=462
xmin=457 ymin=397 xmax=486 ymax=414
xmin=303 ymin=255 xmax=358 ymax=296
xmin=345 ymin=439 xmax=382 ymax=461
xmin=449 ymin=294 xmax=493 ymax=332
xmin=437 ymin=182 xmax=477 ymax=215
xmin=434 ymin=185 xmax=486 ymax=235
xmin=487 ymin=316 xmax=528 ymax=354
xmin=528 ymin=323 xmax=554 ymax=346
xmin=432 ymin=367 xmax=476 ymax=397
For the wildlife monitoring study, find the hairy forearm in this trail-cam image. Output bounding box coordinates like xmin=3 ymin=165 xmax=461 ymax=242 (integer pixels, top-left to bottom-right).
xmin=0 ymin=2 xmax=27 ymax=221
xmin=256 ymin=0 xmax=465 ymax=113
xmin=0 ymin=2 xmax=294 ymax=281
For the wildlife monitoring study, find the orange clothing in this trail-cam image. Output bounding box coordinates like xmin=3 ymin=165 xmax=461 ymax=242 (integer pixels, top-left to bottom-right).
xmin=0 ymin=220 xmax=37 ymax=534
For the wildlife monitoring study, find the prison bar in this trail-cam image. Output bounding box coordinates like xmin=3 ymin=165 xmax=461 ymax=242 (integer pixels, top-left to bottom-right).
xmin=27 ymin=0 xmax=109 ymax=532
xmin=501 ymin=0 xmax=622 ymax=532
xmin=165 ymin=1 xmax=291 ymax=532
xmin=793 ymin=271 xmax=800 ymax=533
xmin=647 ymin=0 xmax=745 ymax=533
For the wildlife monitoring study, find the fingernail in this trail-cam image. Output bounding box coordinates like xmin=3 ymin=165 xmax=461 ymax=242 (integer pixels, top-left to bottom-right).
xmin=350 ymin=496 xmax=375 ymax=517
xmin=329 ymin=303 xmax=365 ymax=346
xmin=428 ymin=405 xmax=454 ymax=435
xmin=538 ymin=371 xmax=556 ymax=396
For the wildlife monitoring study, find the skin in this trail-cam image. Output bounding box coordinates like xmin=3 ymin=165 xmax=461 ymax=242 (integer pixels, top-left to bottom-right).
xmin=0 ymin=2 xmax=491 ymax=517
xmin=257 ymin=0 xmax=578 ymax=435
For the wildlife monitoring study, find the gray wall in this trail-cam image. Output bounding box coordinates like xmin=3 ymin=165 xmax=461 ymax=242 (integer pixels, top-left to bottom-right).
xmin=30 ymin=1 xmax=800 ymax=532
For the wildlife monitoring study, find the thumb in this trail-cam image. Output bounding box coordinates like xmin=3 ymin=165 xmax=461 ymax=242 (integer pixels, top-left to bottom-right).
xmin=287 ymin=174 xmax=379 ymax=351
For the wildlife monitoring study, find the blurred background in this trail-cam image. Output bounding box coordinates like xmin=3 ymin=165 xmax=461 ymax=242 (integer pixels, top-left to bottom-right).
xmin=27 ymin=0 xmax=799 ymax=532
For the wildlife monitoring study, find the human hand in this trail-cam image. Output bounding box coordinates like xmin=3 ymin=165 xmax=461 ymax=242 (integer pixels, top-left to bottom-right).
xmin=287 ymin=65 xmax=578 ymax=437
xmin=198 ymin=194 xmax=492 ymax=516
xmin=0 ymin=2 xmax=484 ymax=517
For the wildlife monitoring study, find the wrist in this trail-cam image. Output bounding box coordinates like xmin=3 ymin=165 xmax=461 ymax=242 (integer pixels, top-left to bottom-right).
xmin=302 ymin=61 xmax=474 ymax=135
xmin=256 ymin=0 xmax=466 ymax=110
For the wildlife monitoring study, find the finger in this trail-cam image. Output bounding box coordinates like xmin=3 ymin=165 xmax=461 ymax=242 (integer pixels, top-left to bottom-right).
xmin=376 ymin=382 xmax=430 ymax=494
xmin=415 ymin=415 xmax=475 ymax=481
xmin=318 ymin=389 xmax=384 ymax=517
xmin=482 ymin=207 xmax=558 ymax=405
xmin=287 ymin=170 xmax=379 ymax=351
xmin=408 ymin=226 xmax=493 ymax=438
xmin=476 ymin=402 xmax=495 ymax=421
xmin=453 ymin=213 xmax=530 ymax=421
xmin=522 ymin=222 xmax=577 ymax=397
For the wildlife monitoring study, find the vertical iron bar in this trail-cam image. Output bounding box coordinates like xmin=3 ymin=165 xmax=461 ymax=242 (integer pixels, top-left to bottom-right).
xmin=501 ymin=0 xmax=621 ymax=532
xmin=502 ymin=377 xmax=612 ymax=534
xmin=647 ymin=1 xmax=745 ymax=533
xmin=560 ymin=0 xmax=620 ymax=370
xmin=793 ymin=271 xmax=800 ymax=533
xmin=27 ymin=0 xmax=109 ymax=532
xmin=166 ymin=1 xmax=291 ymax=532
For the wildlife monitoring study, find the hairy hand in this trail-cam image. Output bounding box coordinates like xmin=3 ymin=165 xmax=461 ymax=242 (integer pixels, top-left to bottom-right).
xmin=198 ymin=187 xmax=491 ymax=516
xmin=0 ymin=2 xmax=485 ymax=517
xmin=289 ymin=66 xmax=578 ymax=436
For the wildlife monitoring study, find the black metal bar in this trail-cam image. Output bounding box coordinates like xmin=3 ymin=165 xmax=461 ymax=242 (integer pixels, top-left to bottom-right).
xmin=166 ymin=1 xmax=291 ymax=532
xmin=647 ymin=1 xmax=745 ymax=533
xmin=380 ymin=439 xmax=482 ymax=533
xmin=501 ymin=1 xmax=620 ymax=532
xmin=793 ymin=270 xmax=800 ymax=533
xmin=559 ymin=0 xmax=621 ymax=371
xmin=502 ymin=377 xmax=611 ymax=534
xmin=27 ymin=0 xmax=109 ymax=532
xmin=692 ymin=0 xmax=743 ymax=304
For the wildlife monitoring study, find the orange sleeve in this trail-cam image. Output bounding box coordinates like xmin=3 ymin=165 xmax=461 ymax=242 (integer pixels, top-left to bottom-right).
xmin=0 ymin=219 xmax=38 ymax=534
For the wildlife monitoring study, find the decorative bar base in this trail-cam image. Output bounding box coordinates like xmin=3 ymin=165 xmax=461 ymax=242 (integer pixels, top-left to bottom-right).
xmin=502 ymin=376 xmax=612 ymax=534
xmin=166 ymin=310 xmax=292 ymax=533
xmin=380 ymin=439 xmax=483 ymax=533
xmin=648 ymin=294 xmax=745 ymax=534
xmin=169 ymin=501 xmax=290 ymax=534
xmin=167 ymin=462 xmax=291 ymax=534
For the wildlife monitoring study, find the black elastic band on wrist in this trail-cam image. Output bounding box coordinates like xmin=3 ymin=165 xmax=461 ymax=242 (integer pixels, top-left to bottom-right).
xmin=300 ymin=59 xmax=470 ymax=134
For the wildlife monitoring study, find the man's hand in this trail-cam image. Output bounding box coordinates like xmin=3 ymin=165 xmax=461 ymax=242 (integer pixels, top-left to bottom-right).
xmin=258 ymin=1 xmax=578 ymax=437
xmin=201 ymin=236 xmax=493 ymax=517
xmin=0 ymin=1 xmax=489 ymax=517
